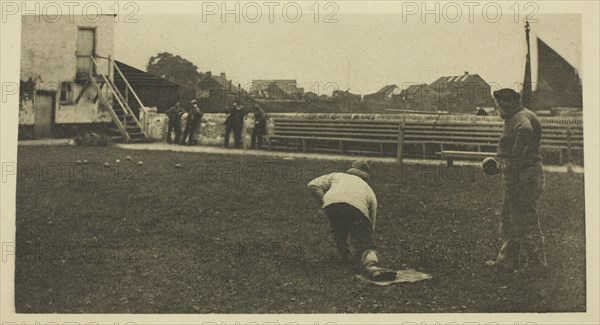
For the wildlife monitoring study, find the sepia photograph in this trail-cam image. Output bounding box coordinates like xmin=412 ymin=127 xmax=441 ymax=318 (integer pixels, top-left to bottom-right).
xmin=1 ymin=0 xmax=598 ymax=323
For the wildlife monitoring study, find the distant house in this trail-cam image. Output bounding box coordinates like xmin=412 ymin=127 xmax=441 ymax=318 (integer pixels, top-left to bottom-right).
xmin=260 ymin=82 xmax=288 ymax=100
xmin=250 ymin=80 xmax=303 ymax=101
xmin=363 ymin=84 xmax=402 ymax=104
xmin=197 ymin=72 xmax=246 ymax=111
xmin=429 ymin=72 xmax=494 ymax=112
xmin=398 ymin=84 xmax=440 ymax=111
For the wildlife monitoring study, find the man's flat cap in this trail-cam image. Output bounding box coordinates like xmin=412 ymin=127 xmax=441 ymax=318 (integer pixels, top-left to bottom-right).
xmin=493 ymin=88 xmax=520 ymax=102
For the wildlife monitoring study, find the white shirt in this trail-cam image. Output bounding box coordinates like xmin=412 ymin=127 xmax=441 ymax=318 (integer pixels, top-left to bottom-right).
xmin=307 ymin=172 xmax=378 ymax=227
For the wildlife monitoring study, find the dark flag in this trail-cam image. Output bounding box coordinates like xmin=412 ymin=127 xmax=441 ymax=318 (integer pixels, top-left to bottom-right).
xmin=529 ymin=37 xmax=582 ymax=109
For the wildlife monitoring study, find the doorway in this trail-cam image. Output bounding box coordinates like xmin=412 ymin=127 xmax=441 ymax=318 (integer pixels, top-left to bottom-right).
xmin=76 ymin=27 xmax=96 ymax=78
xmin=33 ymin=91 xmax=55 ymax=138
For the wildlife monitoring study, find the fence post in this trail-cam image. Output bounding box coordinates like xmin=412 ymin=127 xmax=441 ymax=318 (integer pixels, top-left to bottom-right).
xmin=242 ymin=117 xmax=247 ymax=151
xmin=397 ymin=121 xmax=405 ymax=164
xmin=567 ymin=126 xmax=573 ymax=165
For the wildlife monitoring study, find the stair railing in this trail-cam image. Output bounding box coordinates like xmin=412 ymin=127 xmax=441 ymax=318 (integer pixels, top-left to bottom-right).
xmin=87 ymin=58 xmax=131 ymax=142
xmin=91 ymin=56 xmax=148 ymax=140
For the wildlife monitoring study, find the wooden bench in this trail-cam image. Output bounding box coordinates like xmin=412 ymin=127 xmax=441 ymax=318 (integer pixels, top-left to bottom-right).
xmin=266 ymin=119 xmax=404 ymax=158
xmin=266 ymin=118 xmax=583 ymax=165
xmin=440 ymin=151 xmax=497 ymax=166
xmin=402 ymin=121 xmax=501 ymax=159
xmin=434 ymin=123 xmax=583 ymax=165
xmin=266 ymin=120 xmax=487 ymax=159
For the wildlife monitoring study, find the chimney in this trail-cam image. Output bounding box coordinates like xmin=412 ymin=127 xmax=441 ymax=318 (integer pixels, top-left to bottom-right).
xmin=206 ymin=71 xmax=212 ymax=76
xmin=220 ymin=72 xmax=226 ymax=79
xmin=464 ymin=71 xmax=469 ymax=75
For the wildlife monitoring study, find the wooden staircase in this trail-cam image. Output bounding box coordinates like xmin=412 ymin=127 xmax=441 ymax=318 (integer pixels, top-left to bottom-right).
xmin=90 ymin=56 xmax=148 ymax=143
xmin=108 ymin=102 xmax=147 ymax=142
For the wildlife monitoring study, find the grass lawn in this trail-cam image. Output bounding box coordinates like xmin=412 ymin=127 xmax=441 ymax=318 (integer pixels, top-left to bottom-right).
xmin=15 ymin=145 xmax=586 ymax=313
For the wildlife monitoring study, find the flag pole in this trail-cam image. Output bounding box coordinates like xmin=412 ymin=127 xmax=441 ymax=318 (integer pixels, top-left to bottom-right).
xmin=522 ymin=20 xmax=533 ymax=106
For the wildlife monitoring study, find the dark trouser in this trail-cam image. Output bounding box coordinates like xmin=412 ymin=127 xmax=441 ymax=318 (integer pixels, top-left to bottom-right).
xmin=167 ymin=120 xmax=181 ymax=144
xmin=224 ymin=124 xmax=233 ymax=147
xmin=233 ymin=126 xmax=242 ymax=148
xmin=182 ymin=120 xmax=199 ymax=144
xmin=251 ymin=127 xmax=265 ymax=149
xmin=323 ymin=203 xmax=377 ymax=263
xmin=494 ymin=161 xmax=547 ymax=270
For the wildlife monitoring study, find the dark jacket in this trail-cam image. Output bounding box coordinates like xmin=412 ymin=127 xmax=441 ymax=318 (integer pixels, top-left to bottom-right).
xmin=224 ymin=107 xmax=235 ymax=126
xmin=229 ymin=107 xmax=245 ymax=128
xmin=497 ymin=107 xmax=542 ymax=165
xmin=167 ymin=105 xmax=185 ymax=122
xmin=188 ymin=106 xmax=203 ymax=123
xmin=254 ymin=109 xmax=267 ymax=132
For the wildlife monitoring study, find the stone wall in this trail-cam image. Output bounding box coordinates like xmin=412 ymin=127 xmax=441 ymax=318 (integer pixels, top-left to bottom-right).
xmin=141 ymin=111 xmax=275 ymax=146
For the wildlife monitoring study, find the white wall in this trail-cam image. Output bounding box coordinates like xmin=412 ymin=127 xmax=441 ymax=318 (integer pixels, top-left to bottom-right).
xmin=20 ymin=15 xmax=115 ymax=124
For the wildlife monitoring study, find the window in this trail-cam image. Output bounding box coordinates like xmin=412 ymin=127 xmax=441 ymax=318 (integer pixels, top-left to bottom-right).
xmin=60 ymin=82 xmax=73 ymax=104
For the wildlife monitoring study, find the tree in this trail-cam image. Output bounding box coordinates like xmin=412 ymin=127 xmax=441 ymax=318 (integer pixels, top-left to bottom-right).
xmin=146 ymin=52 xmax=201 ymax=89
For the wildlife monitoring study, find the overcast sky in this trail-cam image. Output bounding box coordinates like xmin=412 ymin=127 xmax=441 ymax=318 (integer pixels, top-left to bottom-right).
xmin=114 ymin=13 xmax=581 ymax=95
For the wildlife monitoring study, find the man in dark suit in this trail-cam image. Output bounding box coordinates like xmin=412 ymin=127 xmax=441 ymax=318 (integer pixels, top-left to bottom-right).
xmin=229 ymin=102 xmax=245 ymax=148
xmin=485 ymin=88 xmax=547 ymax=275
xmin=224 ymin=105 xmax=234 ymax=147
xmin=166 ymin=101 xmax=184 ymax=144
xmin=182 ymin=99 xmax=203 ymax=145
xmin=250 ymin=104 xmax=267 ymax=149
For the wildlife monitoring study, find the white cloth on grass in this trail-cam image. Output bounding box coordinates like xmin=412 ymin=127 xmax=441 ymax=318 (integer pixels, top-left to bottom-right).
xmin=355 ymin=269 xmax=432 ymax=286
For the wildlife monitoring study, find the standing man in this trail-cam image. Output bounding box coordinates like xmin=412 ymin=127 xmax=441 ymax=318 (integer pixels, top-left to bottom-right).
xmin=230 ymin=102 xmax=245 ymax=148
xmin=182 ymin=99 xmax=203 ymax=145
xmin=250 ymin=104 xmax=267 ymax=149
xmin=485 ymin=88 xmax=547 ymax=274
xmin=307 ymin=160 xmax=397 ymax=282
xmin=224 ymin=104 xmax=234 ymax=147
xmin=166 ymin=101 xmax=184 ymax=144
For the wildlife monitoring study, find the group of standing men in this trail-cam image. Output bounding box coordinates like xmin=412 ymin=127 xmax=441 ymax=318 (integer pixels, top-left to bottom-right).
xmin=224 ymin=102 xmax=267 ymax=149
xmin=166 ymin=100 xmax=267 ymax=149
xmin=166 ymin=99 xmax=203 ymax=145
